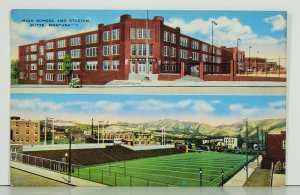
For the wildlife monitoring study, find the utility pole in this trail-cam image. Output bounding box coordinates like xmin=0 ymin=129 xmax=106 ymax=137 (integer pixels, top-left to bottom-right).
xmin=44 ymin=118 xmax=47 ymax=147
xmin=236 ymin=38 xmax=241 ymax=75
xmin=247 ymin=46 xmax=252 ymax=76
xmin=211 ymin=21 xmax=217 ymax=75
xmin=245 ymin=118 xmax=249 ymax=180
xmin=52 ymin=118 xmax=54 ymax=145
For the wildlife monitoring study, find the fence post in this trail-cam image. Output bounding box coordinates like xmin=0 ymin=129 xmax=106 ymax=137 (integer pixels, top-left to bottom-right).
xmin=130 ymin=176 xmax=132 ymax=186
xmin=78 ymin=166 xmax=80 ymax=178
xmin=89 ymin=167 xmax=91 ymax=180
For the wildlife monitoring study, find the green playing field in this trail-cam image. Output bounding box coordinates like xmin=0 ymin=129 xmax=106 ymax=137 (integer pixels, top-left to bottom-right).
xmin=72 ymin=152 xmax=255 ymax=187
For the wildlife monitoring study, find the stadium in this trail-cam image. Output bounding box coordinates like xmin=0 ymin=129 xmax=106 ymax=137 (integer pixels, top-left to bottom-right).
xmin=10 ymin=144 xmax=255 ymax=187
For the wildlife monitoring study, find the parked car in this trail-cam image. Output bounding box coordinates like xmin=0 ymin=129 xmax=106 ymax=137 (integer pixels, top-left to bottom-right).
xmin=69 ymin=78 xmax=82 ymax=88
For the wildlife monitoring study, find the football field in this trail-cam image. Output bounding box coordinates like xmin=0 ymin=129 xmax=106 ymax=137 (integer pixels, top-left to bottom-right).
xmin=72 ymin=152 xmax=255 ymax=187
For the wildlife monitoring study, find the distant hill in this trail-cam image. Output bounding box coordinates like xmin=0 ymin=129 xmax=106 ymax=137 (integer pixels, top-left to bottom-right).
xmin=54 ymin=118 xmax=286 ymax=138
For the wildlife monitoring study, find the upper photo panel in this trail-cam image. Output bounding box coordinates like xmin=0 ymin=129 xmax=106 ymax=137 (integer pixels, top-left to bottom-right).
xmin=10 ymin=10 xmax=287 ymax=88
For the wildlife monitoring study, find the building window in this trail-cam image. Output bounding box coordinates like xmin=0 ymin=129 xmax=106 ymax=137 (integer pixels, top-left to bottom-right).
xmin=26 ymin=137 xmax=29 ymax=142
xmin=180 ymin=49 xmax=188 ymax=59
xmin=136 ymin=29 xmax=152 ymax=39
xmin=111 ymin=44 xmax=120 ymax=55
xmin=216 ymin=57 xmax=221 ymax=64
xmin=192 ymin=52 xmax=199 ymax=60
xmin=30 ymin=54 xmax=37 ymax=61
xmin=130 ymin=44 xmax=136 ymax=56
xmin=86 ymin=34 xmax=97 ymax=44
xmin=57 ymin=51 xmax=66 ymax=59
xmin=130 ymin=28 xmax=136 ymax=39
xmin=46 ymin=52 xmax=54 ymax=60
xmin=26 ymin=122 xmax=29 ymax=127
xmin=103 ymin=31 xmax=110 ymax=42
xmin=180 ymin=37 xmax=188 ymax=47
xmin=35 ymin=130 xmax=38 ymax=134
xmin=38 ymin=70 xmax=43 ymax=76
xmin=171 ymin=33 xmax=176 ymax=44
xmin=16 ymin=129 xmax=19 ymax=134
xmin=112 ymin=60 xmax=120 ymax=70
xmin=30 ymin=63 xmax=37 ymax=70
xmin=39 ymin=46 xmax=44 ymax=55
xmin=45 ymin=73 xmax=54 ymax=81
xmin=112 ymin=29 xmax=120 ymax=40
xmin=38 ymin=58 xmax=43 ymax=66
xmin=57 ymin=74 xmax=65 ymax=81
xmin=86 ymin=61 xmax=98 ymax=70
xmin=26 ymin=55 xmax=30 ymax=62
xmin=283 ymin=140 xmax=286 ymax=149
xmin=216 ymin=48 xmax=221 ymax=55
xmin=202 ymin=44 xmax=208 ymax=52
xmin=149 ymin=45 xmax=153 ymax=56
xmin=103 ymin=46 xmax=110 ymax=56
xmin=46 ymin=63 xmax=54 ymax=70
xmin=86 ymin=47 xmax=98 ymax=57
xmin=163 ymin=31 xmax=170 ymax=42
xmin=19 ymin=72 xmax=24 ymax=79
xmin=30 ymin=45 xmax=37 ymax=52
xmin=26 ymin=129 xmax=29 ymax=134
xmin=72 ymin=62 xmax=81 ymax=70
xmin=137 ymin=44 xmax=147 ymax=56
xmin=170 ymin=47 xmax=176 ymax=57
xmin=57 ymin=39 xmax=66 ymax=48
xmin=70 ymin=37 xmax=81 ymax=46
xmin=35 ymin=137 xmax=38 ymax=142
xmin=45 ymin=42 xmax=54 ymax=50
xmin=163 ymin=46 xmax=169 ymax=56
xmin=29 ymin=73 xmax=37 ymax=80
xmin=192 ymin=41 xmax=199 ymax=49
xmin=71 ymin=49 xmax=81 ymax=58
xmin=57 ymin=62 xmax=63 ymax=70
xmin=103 ymin=60 xmax=110 ymax=71
xmin=202 ymin=54 xmax=208 ymax=62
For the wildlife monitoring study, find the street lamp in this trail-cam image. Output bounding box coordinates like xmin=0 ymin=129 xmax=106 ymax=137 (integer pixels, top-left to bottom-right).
xmin=236 ymin=38 xmax=241 ymax=75
xmin=199 ymin=168 xmax=203 ymax=187
xmin=247 ymin=46 xmax=252 ymax=76
xmin=98 ymin=121 xmax=104 ymax=144
xmin=256 ymin=51 xmax=259 ymax=76
xmin=221 ymin=170 xmax=224 ymax=187
xmin=64 ymin=131 xmax=72 ymax=183
xmin=211 ymin=20 xmax=218 ymax=75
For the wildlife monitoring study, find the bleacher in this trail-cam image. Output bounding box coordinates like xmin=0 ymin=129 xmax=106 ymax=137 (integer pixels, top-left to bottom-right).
xmin=23 ymin=145 xmax=183 ymax=166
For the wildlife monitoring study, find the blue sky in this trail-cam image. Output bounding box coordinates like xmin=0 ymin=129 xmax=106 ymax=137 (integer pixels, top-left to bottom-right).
xmin=11 ymin=94 xmax=286 ymax=125
xmin=10 ymin=10 xmax=287 ymax=65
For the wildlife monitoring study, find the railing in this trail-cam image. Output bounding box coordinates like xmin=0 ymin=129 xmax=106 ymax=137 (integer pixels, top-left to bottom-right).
xmin=72 ymin=165 xmax=180 ymax=187
xmin=268 ymin=162 xmax=274 ymax=186
xmin=10 ymin=152 xmax=78 ymax=173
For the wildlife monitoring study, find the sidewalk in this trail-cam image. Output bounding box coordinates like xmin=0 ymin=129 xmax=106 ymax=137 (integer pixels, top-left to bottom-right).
xmin=224 ymin=157 xmax=261 ymax=187
xmin=11 ymin=161 xmax=106 ymax=187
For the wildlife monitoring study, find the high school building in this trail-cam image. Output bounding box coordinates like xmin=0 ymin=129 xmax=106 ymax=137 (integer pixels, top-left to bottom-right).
xmin=10 ymin=117 xmax=41 ymax=145
xmin=18 ymin=14 xmax=229 ymax=85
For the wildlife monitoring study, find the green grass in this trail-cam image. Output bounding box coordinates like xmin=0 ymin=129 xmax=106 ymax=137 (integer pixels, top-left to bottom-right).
xmin=72 ymin=152 xmax=255 ymax=187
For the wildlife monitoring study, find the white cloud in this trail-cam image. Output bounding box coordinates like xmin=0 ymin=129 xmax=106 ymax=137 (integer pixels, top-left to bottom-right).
xmin=269 ymin=100 xmax=286 ymax=108
xmin=229 ymin=101 xmax=285 ymax=120
xmin=176 ymin=100 xmax=193 ymax=108
xmin=11 ymin=98 xmax=62 ymax=111
xmin=165 ymin=16 xmax=286 ymax=65
xmin=192 ymin=100 xmax=215 ymax=113
xmin=264 ymin=14 xmax=287 ymax=32
xmin=95 ymin=101 xmax=123 ymax=112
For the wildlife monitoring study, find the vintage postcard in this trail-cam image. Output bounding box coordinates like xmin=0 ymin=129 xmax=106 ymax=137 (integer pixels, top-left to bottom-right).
xmin=9 ymin=10 xmax=286 ymax=187
xmin=10 ymin=10 xmax=286 ymax=87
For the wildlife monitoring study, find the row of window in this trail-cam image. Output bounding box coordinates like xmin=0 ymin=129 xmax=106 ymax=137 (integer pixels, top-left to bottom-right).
xmin=12 ymin=137 xmax=39 ymax=142
xmin=103 ymin=29 xmax=119 ymax=41
xmin=130 ymin=44 xmax=153 ymax=56
xmin=130 ymin=28 xmax=153 ymax=39
xmin=15 ymin=129 xmax=38 ymax=135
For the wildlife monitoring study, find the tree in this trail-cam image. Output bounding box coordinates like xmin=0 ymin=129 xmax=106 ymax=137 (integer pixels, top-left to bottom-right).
xmin=11 ymin=59 xmax=18 ymax=84
xmin=62 ymin=53 xmax=72 ymax=84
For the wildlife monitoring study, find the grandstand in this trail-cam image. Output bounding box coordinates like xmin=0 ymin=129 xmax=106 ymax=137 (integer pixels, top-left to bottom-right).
xmin=23 ymin=145 xmax=183 ymax=166
xmin=17 ymin=145 xmax=253 ymax=186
